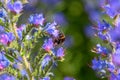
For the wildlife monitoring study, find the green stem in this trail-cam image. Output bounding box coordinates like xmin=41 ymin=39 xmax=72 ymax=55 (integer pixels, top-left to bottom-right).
xmin=22 ymin=56 xmax=34 ymax=80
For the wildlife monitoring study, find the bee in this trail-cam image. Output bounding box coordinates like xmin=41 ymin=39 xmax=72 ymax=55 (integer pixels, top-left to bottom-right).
xmin=52 ymin=33 xmax=65 ymax=46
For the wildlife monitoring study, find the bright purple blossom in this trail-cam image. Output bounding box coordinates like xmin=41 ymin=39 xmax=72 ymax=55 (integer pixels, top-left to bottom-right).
xmin=0 ymin=33 xmax=9 ymax=45
xmin=92 ymin=58 xmax=107 ymax=70
xmin=64 ymin=77 xmax=75 ymax=80
xmin=97 ymin=32 xmax=110 ymax=41
xmin=112 ymin=50 xmax=120 ymax=66
xmin=17 ymin=30 xmax=22 ymax=40
xmin=7 ymin=32 xmax=15 ymax=42
xmin=0 ymin=9 xmax=7 ymax=21
xmin=41 ymin=0 xmax=61 ymax=6
xmin=0 ymin=26 xmax=5 ymax=33
xmin=7 ymin=1 xmax=23 ymax=14
xmin=110 ymin=72 xmax=120 ymax=80
xmin=95 ymin=44 xmax=109 ymax=55
xmin=41 ymin=55 xmax=51 ymax=69
xmin=0 ymin=32 xmax=15 ymax=45
xmin=53 ymin=13 xmax=67 ymax=26
xmin=45 ymin=21 xmax=59 ymax=37
xmin=0 ymin=74 xmax=16 ymax=80
xmin=0 ymin=52 xmax=10 ymax=70
xmin=97 ymin=20 xmax=111 ymax=31
xmin=29 ymin=14 xmax=45 ymax=27
xmin=16 ymin=24 xmax=26 ymax=40
xmin=40 ymin=76 xmax=50 ymax=80
xmin=108 ymin=63 xmax=115 ymax=72
xmin=56 ymin=47 xmax=64 ymax=58
xmin=104 ymin=5 xmax=117 ymax=18
xmin=42 ymin=38 xmax=54 ymax=52
xmin=101 ymin=0 xmax=120 ymax=18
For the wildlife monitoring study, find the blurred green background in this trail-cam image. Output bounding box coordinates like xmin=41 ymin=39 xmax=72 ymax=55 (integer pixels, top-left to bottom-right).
xmin=20 ymin=0 xmax=107 ymax=80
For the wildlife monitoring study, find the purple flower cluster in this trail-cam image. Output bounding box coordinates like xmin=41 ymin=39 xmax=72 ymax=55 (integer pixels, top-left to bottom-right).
xmin=87 ymin=0 xmax=120 ymax=79
xmin=7 ymin=1 xmax=23 ymax=14
xmin=0 ymin=74 xmax=16 ymax=80
xmin=29 ymin=14 xmax=45 ymax=27
xmin=0 ymin=25 xmax=24 ymax=45
xmin=0 ymin=51 xmax=9 ymax=70
xmin=0 ymin=0 xmax=67 ymax=79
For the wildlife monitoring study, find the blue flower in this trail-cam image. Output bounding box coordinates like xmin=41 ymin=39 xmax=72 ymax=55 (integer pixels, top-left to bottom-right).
xmin=97 ymin=32 xmax=110 ymax=41
xmin=110 ymin=72 xmax=120 ymax=80
xmin=45 ymin=21 xmax=59 ymax=37
xmin=0 ymin=52 xmax=10 ymax=70
xmin=41 ymin=55 xmax=51 ymax=69
xmin=53 ymin=13 xmax=67 ymax=26
xmin=0 ymin=32 xmax=15 ymax=45
xmin=55 ymin=47 xmax=64 ymax=59
xmin=29 ymin=14 xmax=45 ymax=27
xmin=104 ymin=5 xmax=117 ymax=18
xmin=0 ymin=33 xmax=9 ymax=45
xmin=0 ymin=74 xmax=16 ymax=80
xmin=0 ymin=26 xmax=5 ymax=33
xmin=97 ymin=20 xmax=111 ymax=31
xmin=7 ymin=32 xmax=15 ymax=42
xmin=7 ymin=1 xmax=23 ymax=14
xmin=17 ymin=30 xmax=22 ymax=40
xmin=109 ymin=25 xmax=120 ymax=41
xmin=96 ymin=44 xmax=109 ymax=55
xmin=42 ymin=38 xmax=53 ymax=52
xmin=112 ymin=49 xmax=120 ymax=66
xmin=64 ymin=77 xmax=75 ymax=80
xmin=102 ymin=0 xmax=120 ymax=18
xmin=0 ymin=9 xmax=7 ymax=21
xmin=40 ymin=76 xmax=50 ymax=80
xmin=92 ymin=58 xmax=107 ymax=70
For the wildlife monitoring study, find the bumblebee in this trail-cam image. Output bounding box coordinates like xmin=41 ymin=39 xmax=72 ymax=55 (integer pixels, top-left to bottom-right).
xmin=52 ymin=33 xmax=65 ymax=46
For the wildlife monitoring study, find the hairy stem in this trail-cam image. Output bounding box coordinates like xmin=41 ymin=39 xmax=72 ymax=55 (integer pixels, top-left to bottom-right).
xmin=22 ymin=56 xmax=34 ymax=80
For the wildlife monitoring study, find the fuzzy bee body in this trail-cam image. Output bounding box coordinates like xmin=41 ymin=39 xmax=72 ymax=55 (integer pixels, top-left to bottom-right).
xmin=52 ymin=33 xmax=65 ymax=46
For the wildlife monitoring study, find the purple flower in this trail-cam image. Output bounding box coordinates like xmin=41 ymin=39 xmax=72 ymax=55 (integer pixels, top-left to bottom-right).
xmin=17 ymin=30 xmax=22 ymax=40
xmin=55 ymin=47 xmax=64 ymax=59
xmin=112 ymin=52 xmax=120 ymax=66
xmin=29 ymin=14 xmax=45 ymax=27
xmin=0 ymin=9 xmax=7 ymax=21
xmin=95 ymin=44 xmax=109 ymax=55
xmin=20 ymin=69 xmax=27 ymax=76
xmin=64 ymin=77 xmax=75 ymax=80
xmin=41 ymin=0 xmax=61 ymax=6
xmin=92 ymin=58 xmax=107 ymax=70
xmin=110 ymin=72 xmax=120 ymax=80
xmin=110 ymin=73 xmax=117 ymax=80
xmin=97 ymin=20 xmax=111 ymax=31
xmin=45 ymin=21 xmax=59 ymax=37
xmin=0 ymin=32 xmax=15 ymax=45
xmin=17 ymin=24 xmax=26 ymax=40
xmin=102 ymin=0 xmax=120 ymax=18
xmin=104 ymin=5 xmax=117 ymax=18
xmin=7 ymin=32 xmax=15 ymax=42
xmin=0 ymin=33 xmax=9 ymax=45
xmin=0 ymin=74 xmax=16 ymax=80
xmin=109 ymin=25 xmax=120 ymax=41
xmin=7 ymin=1 xmax=23 ymax=14
xmin=0 ymin=52 xmax=10 ymax=70
xmin=41 ymin=55 xmax=51 ymax=69
xmin=97 ymin=32 xmax=110 ymax=41
xmin=53 ymin=13 xmax=67 ymax=26
xmin=40 ymin=76 xmax=50 ymax=80
xmin=42 ymin=38 xmax=54 ymax=52
xmin=0 ymin=26 xmax=5 ymax=33
xmin=108 ymin=63 xmax=115 ymax=72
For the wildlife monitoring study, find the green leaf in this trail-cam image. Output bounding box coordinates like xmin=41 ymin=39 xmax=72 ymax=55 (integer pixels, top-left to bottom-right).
xmin=5 ymin=54 xmax=14 ymax=62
